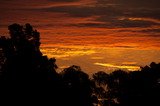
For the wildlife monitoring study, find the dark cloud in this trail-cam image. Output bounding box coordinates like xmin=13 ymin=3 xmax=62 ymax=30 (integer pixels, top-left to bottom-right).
xmin=70 ymin=23 xmax=109 ymax=28
xmin=96 ymin=0 xmax=160 ymax=19
xmin=2 ymin=0 xmax=159 ymax=29
xmin=118 ymin=28 xmax=160 ymax=35
xmin=113 ymin=19 xmax=159 ymax=28
xmin=137 ymin=29 xmax=160 ymax=34
xmin=141 ymin=29 xmax=160 ymax=33
xmin=42 ymin=6 xmax=94 ymax=17
xmin=48 ymin=0 xmax=79 ymax=2
xmin=122 ymin=8 xmax=160 ymax=20
xmin=41 ymin=5 xmax=123 ymax=18
xmin=71 ymin=19 xmax=160 ymax=28
xmin=97 ymin=0 xmax=160 ymax=8
xmin=114 ymin=45 xmax=136 ymax=48
xmin=38 ymin=0 xmax=160 ymax=28
xmin=125 ymin=0 xmax=160 ymax=7
xmin=40 ymin=4 xmax=160 ymax=28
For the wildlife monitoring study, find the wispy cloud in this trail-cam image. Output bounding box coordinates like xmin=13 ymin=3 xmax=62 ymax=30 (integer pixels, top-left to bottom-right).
xmin=94 ymin=62 xmax=140 ymax=71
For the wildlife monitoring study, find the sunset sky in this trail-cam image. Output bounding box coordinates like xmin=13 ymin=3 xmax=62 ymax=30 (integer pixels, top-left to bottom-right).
xmin=0 ymin=0 xmax=160 ymax=74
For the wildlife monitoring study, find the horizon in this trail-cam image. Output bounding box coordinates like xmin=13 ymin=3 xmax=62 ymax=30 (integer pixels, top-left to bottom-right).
xmin=0 ymin=0 xmax=160 ymax=74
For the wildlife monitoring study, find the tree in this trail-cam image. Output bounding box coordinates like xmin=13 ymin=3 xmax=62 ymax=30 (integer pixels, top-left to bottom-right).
xmin=60 ymin=65 xmax=93 ymax=106
xmin=92 ymin=71 xmax=111 ymax=106
xmin=0 ymin=23 xmax=57 ymax=81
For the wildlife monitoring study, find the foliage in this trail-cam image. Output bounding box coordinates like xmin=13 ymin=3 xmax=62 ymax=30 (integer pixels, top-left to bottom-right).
xmin=0 ymin=24 xmax=160 ymax=106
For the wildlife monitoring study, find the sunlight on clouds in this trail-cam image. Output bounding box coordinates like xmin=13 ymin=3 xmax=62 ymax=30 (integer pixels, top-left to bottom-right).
xmin=122 ymin=62 xmax=137 ymax=65
xmin=1 ymin=0 xmax=160 ymax=74
xmin=40 ymin=46 xmax=96 ymax=58
xmin=119 ymin=17 xmax=160 ymax=24
xmin=91 ymin=57 xmax=104 ymax=60
xmin=40 ymin=44 xmax=160 ymax=73
xmin=94 ymin=62 xmax=140 ymax=71
xmin=39 ymin=0 xmax=96 ymax=8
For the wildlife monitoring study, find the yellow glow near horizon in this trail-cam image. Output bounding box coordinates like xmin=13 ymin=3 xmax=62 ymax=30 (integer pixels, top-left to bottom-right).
xmin=40 ymin=45 xmax=96 ymax=58
xmin=94 ymin=62 xmax=140 ymax=71
xmin=1 ymin=0 xmax=160 ymax=74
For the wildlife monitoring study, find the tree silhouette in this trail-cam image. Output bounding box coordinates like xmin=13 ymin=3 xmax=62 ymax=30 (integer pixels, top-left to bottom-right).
xmin=92 ymin=71 xmax=109 ymax=106
xmin=0 ymin=23 xmax=57 ymax=81
xmin=0 ymin=23 xmax=160 ymax=106
xmin=59 ymin=65 xmax=93 ymax=106
xmin=92 ymin=64 xmax=160 ymax=106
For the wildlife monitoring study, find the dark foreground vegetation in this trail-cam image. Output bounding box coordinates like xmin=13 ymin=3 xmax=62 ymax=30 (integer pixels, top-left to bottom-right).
xmin=0 ymin=24 xmax=160 ymax=106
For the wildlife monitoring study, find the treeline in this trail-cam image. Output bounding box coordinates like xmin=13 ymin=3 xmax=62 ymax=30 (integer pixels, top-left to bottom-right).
xmin=0 ymin=24 xmax=160 ymax=106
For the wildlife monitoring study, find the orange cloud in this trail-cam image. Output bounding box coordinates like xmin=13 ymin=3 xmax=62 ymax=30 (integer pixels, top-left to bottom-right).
xmin=94 ymin=62 xmax=140 ymax=71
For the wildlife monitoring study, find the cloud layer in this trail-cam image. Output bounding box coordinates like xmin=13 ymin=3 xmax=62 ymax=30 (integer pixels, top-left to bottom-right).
xmin=0 ymin=0 xmax=160 ymax=34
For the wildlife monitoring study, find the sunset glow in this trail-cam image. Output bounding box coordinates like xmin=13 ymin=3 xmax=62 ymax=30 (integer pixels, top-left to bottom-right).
xmin=0 ymin=0 xmax=160 ymax=74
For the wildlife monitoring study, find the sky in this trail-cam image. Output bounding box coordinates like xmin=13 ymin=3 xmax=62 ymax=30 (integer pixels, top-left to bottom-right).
xmin=0 ymin=0 xmax=160 ymax=74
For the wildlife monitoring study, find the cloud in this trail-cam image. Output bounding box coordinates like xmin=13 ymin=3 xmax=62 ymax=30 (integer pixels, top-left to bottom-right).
xmin=48 ymin=0 xmax=79 ymax=2
xmin=70 ymin=17 xmax=160 ymax=28
xmin=41 ymin=6 xmax=96 ymax=17
xmin=140 ymin=28 xmax=160 ymax=33
xmin=114 ymin=46 xmax=136 ymax=48
xmin=95 ymin=16 xmax=160 ymax=28
xmin=96 ymin=0 xmax=160 ymax=8
xmin=1 ymin=0 xmax=160 ymax=29
xmin=94 ymin=62 xmax=140 ymax=71
xmin=123 ymin=8 xmax=160 ymax=20
xmin=95 ymin=0 xmax=160 ymax=19
xmin=41 ymin=4 xmax=124 ymax=17
xmin=119 ymin=28 xmax=160 ymax=34
xmin=38 ymin=0 xmax=160 ymax=28
xmin=70 ymin=23 xmax=109 ymax=28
